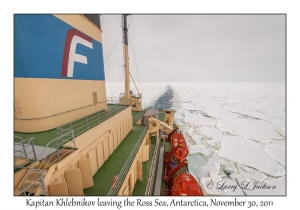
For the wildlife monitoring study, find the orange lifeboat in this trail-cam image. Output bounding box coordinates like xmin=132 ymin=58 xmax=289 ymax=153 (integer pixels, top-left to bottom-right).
xmin=172 ymin=173 xmax=204 ymax=196
xmin=170 ymin=132 xmax=188 ymax=163
xmin=164 ymin=127 xmax=204 ymax=196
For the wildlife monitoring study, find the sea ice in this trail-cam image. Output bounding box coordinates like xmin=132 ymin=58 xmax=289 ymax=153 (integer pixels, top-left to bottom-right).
xmin=205 ymin=107 xmax=236 ymax=119
xmin=184 ymin=110 xmax=216 ymax=126
xmin=189 ymin=145 xmax=211 ymax=157
xmin=210 ymin=171 xmax=222 ymax=184
xmin=182 ymin=126 xmax=194 ymax=137
xmin=237 ymin=165 xmax=267 ymax=182
xmin=218 ymin=135 xmax=285 ymax=177
xmin=220 ymin=159 xmax=237 ymax=173
xmin=264 ymin=176 xmax=285 ymax=195
xmin=205 ymin=139 xmax=221 ymax=148
xmin=198 ymin=126 xmax=220 ymax=139
xmin=180 ymin=101 xmax=197 ymax=110
xmin=170 ymin=82 xmax=285 ymax=195
xmin=199 ymin=158 xmax=220 ymax=177
xmin=264 ymin=141 xmax=285 ymax=166
xmin=223 ymin=118 xmax=284 ymax=142
xmin=191 ymin=134 xmax=202 ymax=144
xmin=187 ymin=153 xmax=208 ymax=179
xmin=216 ymin=122 xmax=235 ymax=134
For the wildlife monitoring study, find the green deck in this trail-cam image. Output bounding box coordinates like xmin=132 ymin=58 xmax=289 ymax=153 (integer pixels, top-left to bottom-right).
xmin=84 ymin=125 xmax=146 ymax=195
xmin=158 ymin=111 xmax=164 ymax=121
xmin=14 ymin=104 xmax=128 ymax=147
xmin=132 ymin=110 xmax=145 ymax=124
xmin=132 ymin=136 xmax=157 ymax=196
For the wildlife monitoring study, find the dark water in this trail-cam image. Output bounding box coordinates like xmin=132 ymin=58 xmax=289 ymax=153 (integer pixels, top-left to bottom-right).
xmin=148 ymin=85 xmax=174 ymax=110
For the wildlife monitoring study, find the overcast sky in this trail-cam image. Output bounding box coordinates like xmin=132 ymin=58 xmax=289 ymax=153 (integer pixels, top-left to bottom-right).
xmin=100 ymin=14 xmax=285 ymax=83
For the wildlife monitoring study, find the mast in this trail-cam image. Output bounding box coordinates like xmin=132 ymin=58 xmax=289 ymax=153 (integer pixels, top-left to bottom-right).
xmin=122 ymin=14 xmax=130 ymax=103
xmin=120 ymin=14 xmax=142 ymax=111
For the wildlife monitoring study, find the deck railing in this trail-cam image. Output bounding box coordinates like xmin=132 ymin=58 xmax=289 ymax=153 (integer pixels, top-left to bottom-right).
xmin=132 ymin=109 xmax=147 ymax=125
xmin=119 ymin=92 xmax=142 ymax=99
xmin=144 ymin=135 xmax=161 ymax=195
xmin=57 ymin=99 xmax=129 ymax=138
xmin=107 ymin=124 xmax=149 ymax=196
xmin=14 ymin=136 xmax=37 ymax=167
xmin=16 ymin=130 xmax=76 ymax=196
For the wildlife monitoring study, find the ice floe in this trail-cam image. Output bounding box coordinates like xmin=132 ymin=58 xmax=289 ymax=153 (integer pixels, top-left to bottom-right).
xmin=189 ymin=145 xmax=212 ymax=157
xmin=218 ymin=135 xmax=285 ymax=177
xmin=184 ymin=110 xmax=216 ymax=126
xmin=223 ymin=118 xmax=284 ymax=142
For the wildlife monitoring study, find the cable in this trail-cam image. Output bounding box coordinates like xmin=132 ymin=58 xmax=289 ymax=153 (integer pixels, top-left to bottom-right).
xmin=104 ymin=32 xmax=122 ymax=65
xmin=128 ymin=28 xmax=143 ymax=94
xmin=128 ymin=15 xmax=133 ymax=28
xmin=115 ymin=15 xmax=123 ymax=96
xmin=131 ymin=17 xmax=143 ymax=93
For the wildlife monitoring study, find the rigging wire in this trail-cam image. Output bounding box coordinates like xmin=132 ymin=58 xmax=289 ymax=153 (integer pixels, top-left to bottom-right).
xmin=116 ymin=15 xmax=123 ymax=96
xmin=130 ymin=17 xmax=143 ymax=94
xmin=127 ymin=15 xmax=133 ymax=28
xmin=103 ymin=32 xmax=122 ymax=65
xmin=101 ymin=15 xmax=113 ymax=97
xmin=112 ymin=15 xmax=123 ymax=95
xmin=104 ymin=15 xmax=140 ymax=97
xmin=103 ymin=15 xmax=122 ymax=97
xmin=128 ymin=25 xmax=143 ymax=94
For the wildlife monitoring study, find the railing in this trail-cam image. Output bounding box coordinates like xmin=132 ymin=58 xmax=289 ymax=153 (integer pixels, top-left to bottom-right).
xmin=107 ymin=124 xmax=149 ymax=195
xmin=17 ymin=130 xmax=76 ymax=196
xmin=119 ymin=92 xmax=142 ymax=99
xmin=107 ymin=97 xmax=123 ymax=104
xmin=144 ymin=135 xmax=161 ymax=195
xmin=57 ymin=99 xmax=130 ymax=138
xmin=14 ymin=136 xmax=37 ymax=167
xmin=132 ymin=109 xmax=147 ymax=125
xmin=18 ymin=162 xmax=48 ymax=196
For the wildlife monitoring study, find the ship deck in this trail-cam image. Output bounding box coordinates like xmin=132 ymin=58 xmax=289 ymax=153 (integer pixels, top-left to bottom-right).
xmin=84 ymin=109 xmax=161 ymax=196
xmin=132 ymin=135 xmax=158 ymax=195
xmin=14 ymin=106 xmax=167 ymax=195
xmin=83 ymin=124 xmax=147 ymax=195
xmin=13 ymin=104 xmax=129 ymax=173
xmin=14 ymin=104 xmax=128 ymax=147
xmin=81 ymin=109 xmax=165 ymax=195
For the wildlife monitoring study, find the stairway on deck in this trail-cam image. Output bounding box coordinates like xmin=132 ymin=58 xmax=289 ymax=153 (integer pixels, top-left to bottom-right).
xmin=14 ymin=148 xmax=75 ymax=195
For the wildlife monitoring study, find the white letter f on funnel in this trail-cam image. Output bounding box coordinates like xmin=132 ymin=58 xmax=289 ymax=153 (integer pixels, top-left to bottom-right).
xmin=61 ymin=29 xmax=93 ymax=78
xmin=67 ymin=36 xmax=93 ymax=77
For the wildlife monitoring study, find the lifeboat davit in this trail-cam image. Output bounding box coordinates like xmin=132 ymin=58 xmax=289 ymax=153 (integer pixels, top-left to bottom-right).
xmin=172 ymin=173 xmax=204 ymax=196
xmin=170 ymin=131 xmax=188 ymax=163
